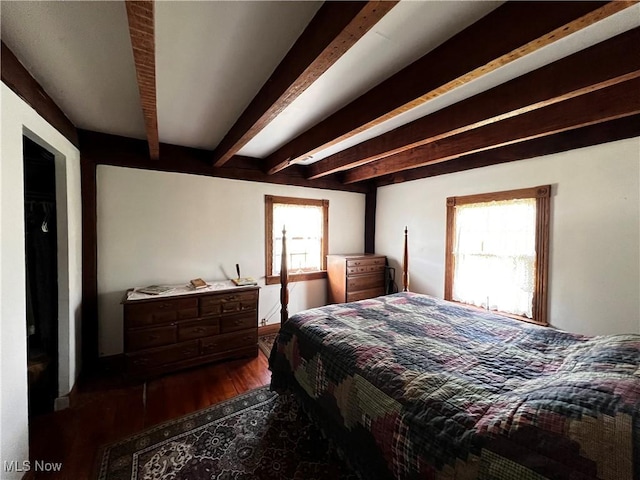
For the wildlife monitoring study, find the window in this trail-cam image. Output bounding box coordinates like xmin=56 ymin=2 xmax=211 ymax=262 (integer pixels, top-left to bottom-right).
xmin=445 ymin=186 xmax=550 ymax=325
xmin=265 ymin=195 xmax=329 ymax=285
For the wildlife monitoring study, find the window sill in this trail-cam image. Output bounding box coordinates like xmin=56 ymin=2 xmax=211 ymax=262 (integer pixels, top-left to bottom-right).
xmin=448 ymin=299 xmax=547 ymax=327
xmin=265 ymin=271 xmax=327 ymax=285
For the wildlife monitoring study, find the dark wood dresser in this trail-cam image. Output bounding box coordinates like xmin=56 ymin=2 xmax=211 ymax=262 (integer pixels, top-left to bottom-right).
xmin=327 ymin=254 xmax=387 ymax=304
xmin=122 ymin=284 xmax=259 ymax=378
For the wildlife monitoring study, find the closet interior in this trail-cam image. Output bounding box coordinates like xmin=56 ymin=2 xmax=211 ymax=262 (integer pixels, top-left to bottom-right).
xmin=23 ymin=136 xmax=58 ymax=415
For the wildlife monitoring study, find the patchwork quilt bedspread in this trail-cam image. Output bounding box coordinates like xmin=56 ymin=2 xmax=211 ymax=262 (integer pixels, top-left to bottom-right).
xmin=269 ymin=292 xmax=640 ymax=480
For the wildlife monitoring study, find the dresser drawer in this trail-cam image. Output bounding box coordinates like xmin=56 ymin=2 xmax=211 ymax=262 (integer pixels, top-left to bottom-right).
xmin=346 ymin=257 xmax=385 ymax=268
xmin=347 ymin=264 xmax=385 ymax=276
xmin=200 ymin=330 xmax=257 ymax=356
xmin=220 ymin=313 xmax=256 ymax=334
xmin=346 ymin=287 xmax=385 ymax=303
xmin=125 ymin=325 xmax=177 ymax=352
xmin=199 ymin=296 xmax=222 ymax=316
xmin=125 ymin=298 xmax=198 ymax=327
xmin=221 ymin=290 xmax=259 ymax=314
xmin=178 ymin=318 xmax=220 ymax=342
xmin=123 ymin=286 xmax=259 ymax=378
xmin=347 ymin=273 xmax=385 ymax=292
xmin=199 ymin=290 xmax=258 ymax=316
xmin=126 ymin=340 xmax=199 ymax=371
xmin=347 ymin=265 xmax=368 ymax=275
xmin=366 ymin=264 xmax=386 ymax=274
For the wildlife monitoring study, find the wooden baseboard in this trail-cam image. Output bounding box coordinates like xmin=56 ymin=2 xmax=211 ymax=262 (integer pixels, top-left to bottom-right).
xmin=258 ymin=323 xmax=280 ymax=336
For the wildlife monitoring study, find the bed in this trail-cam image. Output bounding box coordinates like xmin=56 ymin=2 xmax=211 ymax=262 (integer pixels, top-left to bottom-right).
xmin=268 ymin=229 xmax=640 ymax=480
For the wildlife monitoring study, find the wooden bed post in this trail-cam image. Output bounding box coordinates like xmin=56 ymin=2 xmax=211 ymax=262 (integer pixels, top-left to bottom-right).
xmin=402 ymin=226 xmax=409 ymax=292
xmin=280 ymin=226 xmax=289 ymax=324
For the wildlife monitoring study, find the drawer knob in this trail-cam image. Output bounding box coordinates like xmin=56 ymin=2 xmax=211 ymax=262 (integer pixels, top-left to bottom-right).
xmin=194 ymin=327 xmax=205 ymax=333
xmin=148 ymin=334 xmax=160 ymax=341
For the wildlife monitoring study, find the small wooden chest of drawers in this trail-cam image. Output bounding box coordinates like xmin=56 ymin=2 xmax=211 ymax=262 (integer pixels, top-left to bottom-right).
xmin=122 ymin=286 xmax=259 ymax=378
xmin=327 ymin=254 xmax=387 ymax=304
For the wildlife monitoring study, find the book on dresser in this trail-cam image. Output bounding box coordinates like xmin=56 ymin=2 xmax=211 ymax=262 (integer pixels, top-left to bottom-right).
xmin=232 ymin=277 xmax=257 ymax=286
xmin=189 ymin=278 xmax=208 ymax=289
xmin=136 ymin=284 xmax=175 ymax=295
xmin=326 ymin=254 xmax=387 ymax=304
xmin=122 ymin=283 xmax=260 ymax=378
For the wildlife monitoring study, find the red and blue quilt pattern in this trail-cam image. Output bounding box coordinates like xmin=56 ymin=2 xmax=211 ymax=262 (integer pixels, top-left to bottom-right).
xmin=269 ymin=292 xmax=640 ymax=480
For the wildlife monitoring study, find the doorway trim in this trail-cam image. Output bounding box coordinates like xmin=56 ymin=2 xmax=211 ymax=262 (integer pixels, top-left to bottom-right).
xmin=23 ymin=128 xmax=78 ymax=405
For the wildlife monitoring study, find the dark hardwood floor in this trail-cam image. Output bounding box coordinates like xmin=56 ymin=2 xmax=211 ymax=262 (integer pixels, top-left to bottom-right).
xmin=28 ymin=352 xmax=271 ymax=479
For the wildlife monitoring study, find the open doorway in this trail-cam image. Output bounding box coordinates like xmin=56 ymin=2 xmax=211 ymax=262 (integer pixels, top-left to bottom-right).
xmin=23 ymin=136 xmax=59 ymax=415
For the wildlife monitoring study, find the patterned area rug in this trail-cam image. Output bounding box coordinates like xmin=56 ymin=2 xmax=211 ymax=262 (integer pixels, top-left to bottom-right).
xmin=96 ymin=386 xmax=356 ymax=480
xmin=257 ymin=333 xmax=277 ymax=357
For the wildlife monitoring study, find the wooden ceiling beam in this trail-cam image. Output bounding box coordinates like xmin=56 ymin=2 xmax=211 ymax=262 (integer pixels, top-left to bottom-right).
xmin=211 ymin=1 xmax=398 ymax=168
xmin=375 ymin=114 xmax=640 ymax=187
xmin=125 ymin=0 xmax=160 ymax=160
xmin=78 ymin=130 xmax=367 ymax=193
xmin=342 ymin=78 xmax=640 ymax=183
xmin=307 ymin=28 xmax=640 ymax=180
xmin=265 ymin=1 xmax=634 ymax=175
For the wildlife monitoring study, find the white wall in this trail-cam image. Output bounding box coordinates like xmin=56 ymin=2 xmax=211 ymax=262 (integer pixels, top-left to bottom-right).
xmin=377 ymin=137 xmax=640 ymax=335
xmin=0 ymin=85 xmax=82 ymax=477
xmin=96 ymin=166 xmax=365 ymax=356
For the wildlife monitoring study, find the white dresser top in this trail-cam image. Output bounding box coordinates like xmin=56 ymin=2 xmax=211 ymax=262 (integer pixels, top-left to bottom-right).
xmin=125 ymin=280 xmax=256 ymax=302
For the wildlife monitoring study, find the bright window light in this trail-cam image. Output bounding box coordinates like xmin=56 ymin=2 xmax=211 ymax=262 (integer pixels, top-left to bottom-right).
xmin=453 ymin=198 xmax=536 ymax=318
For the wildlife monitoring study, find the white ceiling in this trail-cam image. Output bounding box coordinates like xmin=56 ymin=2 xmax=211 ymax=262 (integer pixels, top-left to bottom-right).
xmin=1 ymin=0 xmax=321 ymax=148
xmin=236 ymin=0 xmax=502 ymax=158
xmin=1 ymin=1 xmax=145 ymax=140
xmin=2 ymin=1 xmax=639 ymax=163
xmin=155 ymin=1 xmax=321 ymax=150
